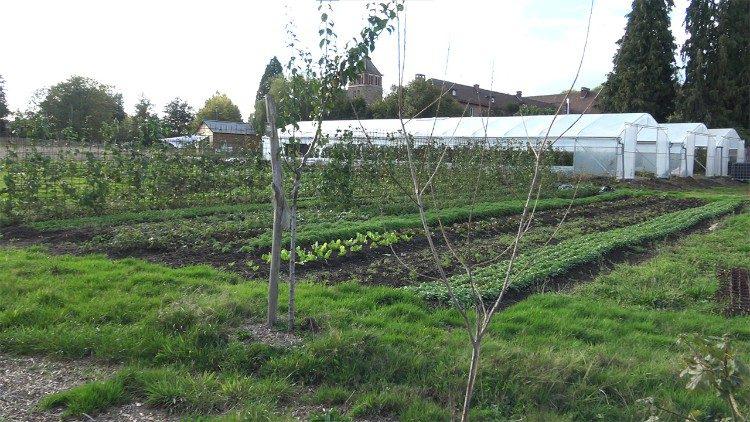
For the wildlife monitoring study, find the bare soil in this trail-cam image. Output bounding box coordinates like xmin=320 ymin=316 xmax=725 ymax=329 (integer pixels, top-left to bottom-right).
xmin=0 ymin=354 xmax=176 ymax=422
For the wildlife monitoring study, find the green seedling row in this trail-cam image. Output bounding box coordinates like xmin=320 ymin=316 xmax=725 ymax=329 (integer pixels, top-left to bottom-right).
xmin=241 ymin=190 xmax=643 ymax=251
xmin=411 ymin=199 xmax=743 ymax=303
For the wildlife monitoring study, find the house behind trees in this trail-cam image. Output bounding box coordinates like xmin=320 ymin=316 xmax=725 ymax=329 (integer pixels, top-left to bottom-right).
xmin=196 ymin=120 xmax=259 ymax=153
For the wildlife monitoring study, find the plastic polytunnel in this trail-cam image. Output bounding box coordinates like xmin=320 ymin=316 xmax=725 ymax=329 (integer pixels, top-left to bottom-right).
xmin=273 ymin=113 xmax=667 ymax=179
xmin=704 ymin=129 xmax=746 ymax=177
xmin=660 ymin=123 xmax=709 ymax=177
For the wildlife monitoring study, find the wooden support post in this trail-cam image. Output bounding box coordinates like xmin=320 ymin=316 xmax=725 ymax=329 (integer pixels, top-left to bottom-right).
xmin=265 ymin=95 xmax=285 ymax=328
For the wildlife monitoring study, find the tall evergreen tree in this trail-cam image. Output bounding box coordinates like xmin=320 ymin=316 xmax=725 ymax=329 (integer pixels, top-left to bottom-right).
xmin=255 ymin=57 xmax=283 ymax=102
xmin=162 ymin=98 xmax=194 ymax=136
xmin=599 ymin=0 xmax=678 ymax=121
xmin=710 ymin=0 xmax=749 ymax=129
xmin=678 ymin=0 xmax=717 ymax=124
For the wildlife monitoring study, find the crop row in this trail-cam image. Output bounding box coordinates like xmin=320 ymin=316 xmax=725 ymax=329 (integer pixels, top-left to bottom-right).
xmin=411 ymin=199 xmax=743 ymax=303
xmin=85 ymin=190 xmax=639 ymax=254
xmin=241 ymin=190 xmax=643 ymax=251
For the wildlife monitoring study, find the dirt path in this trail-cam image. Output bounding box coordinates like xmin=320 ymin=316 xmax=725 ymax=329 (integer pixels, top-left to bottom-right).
xmin=0 ymin=354 xmax=176 ymax=422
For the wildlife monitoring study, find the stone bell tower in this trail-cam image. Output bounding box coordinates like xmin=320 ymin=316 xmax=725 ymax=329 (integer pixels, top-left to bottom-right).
xmin=347 ymin=58 xmax=383 ymax=106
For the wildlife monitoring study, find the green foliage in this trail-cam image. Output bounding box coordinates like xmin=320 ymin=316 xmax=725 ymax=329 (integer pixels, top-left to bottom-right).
xmin=0 ymin=74 xmax=8 ymax=133
xmin=38 ymin=75 xmax=126 ymax=141
xmin=413 ymin=199 xmax=742 ymax=302
xmin=162 ymin=97 xmax=195 ymax=137
xmin=0 ymin=144 xmax=270 ymax=222
xmin=256 ymin=57 xmax=284 ymax=102
xmin=599 ymin=0 xmax=678 ymax=121
xmin=2 ymin=209 xmax=750 ymax=419
xmin=371 ymin=77 xmax=464 ymax=119
xmin=194 ymin=92 xmax=243 ymax=128
xmin=679 ymin=334 xmax=749 ymax=420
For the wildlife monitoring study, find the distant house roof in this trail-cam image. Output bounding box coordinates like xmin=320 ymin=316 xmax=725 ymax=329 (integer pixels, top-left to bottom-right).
xmin=526 ymin=88 xmax=601 ymax=114
xmin=363 ymin=58 xmax=382 ymax=76
xmin=201 ymin=120 xmax=256 ymax=135
xmin=428 ymin=78 xmax=553 ymax=111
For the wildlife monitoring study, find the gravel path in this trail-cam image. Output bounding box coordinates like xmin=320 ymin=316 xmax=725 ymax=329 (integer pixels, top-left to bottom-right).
xmin=0 ymin=354 xmax=176 ymax=421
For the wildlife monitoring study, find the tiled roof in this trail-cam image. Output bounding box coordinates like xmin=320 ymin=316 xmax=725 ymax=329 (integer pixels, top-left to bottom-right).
xmin=429 ymin=78 xmax=554 ymax=110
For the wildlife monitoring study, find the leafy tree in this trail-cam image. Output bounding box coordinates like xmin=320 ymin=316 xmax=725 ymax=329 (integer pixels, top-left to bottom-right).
xmin=134 ymin=96 xmax=154 ymax=120
xmin=599 ymin=0 xmax=678 ymax=121
xmin=9 ymin=111 xmax=54 ymax=140
xmin=253 ymin=75 xmax=370 ymax=132
xmin=371 ymin=78 xmax=463 ymax=119
xmin=677 ymin=0 xmax=716 ymax=124
xmin=162 ymin=98 xmax=195 ymax=136
xmin=256 ymin=57 xmax=284 ymax=102
xmin=194 ymin=92 xmax=242 ymax=128
xmin=38 ymin=75 xmax=126 ymax=141
xmin=0 ymin=75 xmax=8 ymax=134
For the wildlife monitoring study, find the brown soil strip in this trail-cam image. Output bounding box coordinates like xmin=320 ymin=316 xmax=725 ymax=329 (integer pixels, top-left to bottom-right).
xmin=0 ymin=354 xmax=176 ymax=422
xmin=717 ymin=268 xmax=750 ymax=316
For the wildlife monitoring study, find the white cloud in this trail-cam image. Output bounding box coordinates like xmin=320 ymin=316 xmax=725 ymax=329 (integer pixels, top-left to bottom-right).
xmin=2 ymin=0 xmax=689 ymax=120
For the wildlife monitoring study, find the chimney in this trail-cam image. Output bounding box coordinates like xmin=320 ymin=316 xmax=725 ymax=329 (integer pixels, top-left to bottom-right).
xmin=580 ymin=87 xmax=590 ymax=98
xmin=516 ymin=90 xmax=523 ymax=98
xmin=415 ymin=73 xmax=425 ymax=81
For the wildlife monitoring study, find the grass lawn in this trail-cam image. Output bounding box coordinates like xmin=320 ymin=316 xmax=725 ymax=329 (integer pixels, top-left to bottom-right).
xmin=0 ymin=201 xmax=748 ymax=419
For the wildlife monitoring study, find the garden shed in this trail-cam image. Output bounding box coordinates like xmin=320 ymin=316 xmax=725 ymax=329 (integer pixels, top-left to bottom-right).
xmin=274 ymin=113 xmax=671 ymax=180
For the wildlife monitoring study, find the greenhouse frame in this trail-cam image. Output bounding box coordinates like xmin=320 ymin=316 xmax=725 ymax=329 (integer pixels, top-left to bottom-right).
xmin=274 ymin=113 xmax=677 ymax=180
xmin=269 ymin=113 xmax=745 ymax=180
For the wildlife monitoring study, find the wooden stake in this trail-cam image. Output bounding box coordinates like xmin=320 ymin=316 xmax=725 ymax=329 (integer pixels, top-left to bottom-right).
xmin=265 ymin=95 xmax=285 ymax=328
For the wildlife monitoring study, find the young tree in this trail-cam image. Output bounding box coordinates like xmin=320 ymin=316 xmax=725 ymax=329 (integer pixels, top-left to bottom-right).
xmin=263 ymin=0 xmax=403 ymax=329
xmin=677 ymin=0 xmax=717 ymax=124
xmin=38 ymin=75 xmax=126 ymax=141
xmin=256 ymin=57 xmax=284 ymax=102
xmin=599 ymin=0 xmax=678 ymax=121
xmin=194 ymin=92 xmax=242 ymax=128
xmin=162 ymin=98 xmax=195 ymax=136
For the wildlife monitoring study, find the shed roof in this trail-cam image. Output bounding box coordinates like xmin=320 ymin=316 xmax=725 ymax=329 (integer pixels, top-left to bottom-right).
xmin=280 ymin=113 xmax=659 ymax=141
xmin=202 ymin=120 xmax=255 ymax=135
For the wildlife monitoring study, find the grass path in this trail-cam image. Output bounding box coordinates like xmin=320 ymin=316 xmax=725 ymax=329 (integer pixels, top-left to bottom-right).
xmin=0 ymin=209 xmax=748 ymax=420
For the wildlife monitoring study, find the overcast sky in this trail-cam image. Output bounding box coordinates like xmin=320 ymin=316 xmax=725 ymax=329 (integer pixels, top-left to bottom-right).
xmin=3 ymin=0 xmax=689 ymax=120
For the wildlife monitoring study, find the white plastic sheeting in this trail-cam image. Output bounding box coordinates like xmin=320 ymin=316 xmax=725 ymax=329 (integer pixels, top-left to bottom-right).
xmin=661 ymin=123 xmax=708 ymax=177
xmin=277 ymin=113 xmax=664 ymax=179
xmin=708 ymin=129 xmax=746 ymax=177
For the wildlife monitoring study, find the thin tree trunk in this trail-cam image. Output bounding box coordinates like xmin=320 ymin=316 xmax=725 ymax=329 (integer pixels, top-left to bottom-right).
xmin=288 ymin=177 xmax=300 ymax=332
xmin=265 ymin=95 xmax=284 ymax=328
xmin=461 ymin=338 xmax=482 ymax=422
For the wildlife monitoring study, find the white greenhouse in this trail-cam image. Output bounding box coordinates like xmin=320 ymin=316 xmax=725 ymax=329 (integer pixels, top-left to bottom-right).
xmin=703 ymin=128 xmax=746 ymax=177
xmin=271 ymin=113 xmax=678 ymax=180
xmin=660 ymin=123 xmax=710 ymax=177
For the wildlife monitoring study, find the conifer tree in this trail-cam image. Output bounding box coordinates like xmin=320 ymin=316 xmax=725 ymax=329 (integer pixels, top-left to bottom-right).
xmin=255 ymin=57 xmax=283 ymax=102
xmin=678 ymin=0 xmax=716 ymax=124
xmin=600 ymin=0 xmax=678 ymax=121
xmin=710 ymin=0 xmax=749 ymax=129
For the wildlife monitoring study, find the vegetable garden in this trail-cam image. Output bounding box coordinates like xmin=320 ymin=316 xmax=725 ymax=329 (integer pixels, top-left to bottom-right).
xmin=1 ymin=139 xmax=749 ymax=421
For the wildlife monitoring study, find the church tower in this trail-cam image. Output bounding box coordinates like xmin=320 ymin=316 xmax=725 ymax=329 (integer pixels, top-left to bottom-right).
xmin=347 ymin=58 xmax=383 ymax=106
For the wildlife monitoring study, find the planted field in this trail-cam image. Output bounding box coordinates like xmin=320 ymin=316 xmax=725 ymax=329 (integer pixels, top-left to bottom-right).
xmin=1 ymin=154 xmax=749 ymax=421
